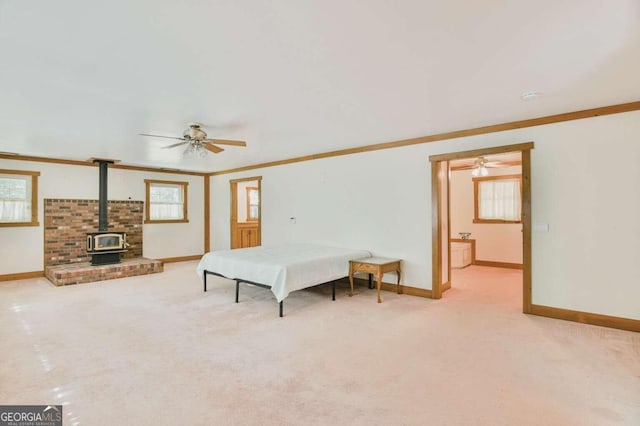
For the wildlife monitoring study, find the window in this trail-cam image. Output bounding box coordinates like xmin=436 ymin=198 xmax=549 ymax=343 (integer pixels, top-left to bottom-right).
xmin=144 ymin=180 xmax=188 ymax=223
xmin=246 ymin=187 xmax=259 ymax=221
xmin=0 ymin=169 xmax=40 ymax=227
xmin=473 ymin=174 xmax=521 ymax=223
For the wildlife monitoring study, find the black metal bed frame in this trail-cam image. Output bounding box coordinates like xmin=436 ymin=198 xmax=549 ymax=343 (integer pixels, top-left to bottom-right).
xmin=203 ymin=269 xmax=339 ymax=317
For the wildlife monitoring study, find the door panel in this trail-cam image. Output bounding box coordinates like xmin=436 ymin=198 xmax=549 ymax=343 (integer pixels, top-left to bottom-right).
xmin=238 ymin=222 xmax=260 ymax=248
xmin=230 ymin=177 xmax=262 ymax=249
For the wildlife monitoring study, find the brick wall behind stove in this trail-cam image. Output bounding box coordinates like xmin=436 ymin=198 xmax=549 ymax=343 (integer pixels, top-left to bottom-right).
xmin=44 ymin=199 xmax=144 ymax=267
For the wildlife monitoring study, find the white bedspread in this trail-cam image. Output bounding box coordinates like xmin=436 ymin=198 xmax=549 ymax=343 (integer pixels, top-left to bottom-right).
xmin=196 ymin=244 xmax=371 ymax=302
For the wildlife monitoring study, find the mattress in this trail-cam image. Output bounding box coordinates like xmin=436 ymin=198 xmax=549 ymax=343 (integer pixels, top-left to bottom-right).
xmin=197 ymin=244 xmax=371 ymax=302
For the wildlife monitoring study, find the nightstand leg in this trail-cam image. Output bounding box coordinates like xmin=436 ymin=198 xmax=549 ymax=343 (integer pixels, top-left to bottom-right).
xmin=349 ymin=266 xmax=354 ymax=297
xmin=377 ymin=271 xmax=382 ymax=303
xmin=396 ymin=269 xmax=402 ymax=294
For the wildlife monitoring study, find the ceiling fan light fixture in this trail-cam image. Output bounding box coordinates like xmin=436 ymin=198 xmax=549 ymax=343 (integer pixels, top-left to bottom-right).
xmin=471 ymin=166 xmax=489 ymax=177
xmin=183 ymin=142 xmax=208 ymax=158
xmin=471 ymin=157 xmax=489 ymax=177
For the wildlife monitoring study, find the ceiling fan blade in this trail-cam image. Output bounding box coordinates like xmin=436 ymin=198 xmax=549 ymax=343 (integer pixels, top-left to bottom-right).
xmin=162 ymin=141 xmax=189 ymax=149
xmin=486 ymin=160 xmax=522 ymax=168
xmin=139 ymin=133 xmax=186 ymax=141
xmin=203 ymin=143 xmax=224 ymax=153
xmin=205 ymin=139 xmax=247 ymax=147
xmin=451 ymin=164 xmax=475 ymax=170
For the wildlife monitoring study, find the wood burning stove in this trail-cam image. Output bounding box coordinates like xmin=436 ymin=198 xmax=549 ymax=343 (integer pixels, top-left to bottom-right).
xmin=87 ymin=231 xmax=128 ymax=265
xmin=87 ymin=159 xmax=129 ymax=266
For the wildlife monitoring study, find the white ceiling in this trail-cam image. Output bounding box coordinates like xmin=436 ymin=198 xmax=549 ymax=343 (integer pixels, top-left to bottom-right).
xmin=1 ymin=1 xmax=639 ymax=172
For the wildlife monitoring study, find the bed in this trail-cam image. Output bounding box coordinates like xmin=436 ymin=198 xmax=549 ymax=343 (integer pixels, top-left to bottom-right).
xmin=197 ymin=244 xmax=371 ymax=316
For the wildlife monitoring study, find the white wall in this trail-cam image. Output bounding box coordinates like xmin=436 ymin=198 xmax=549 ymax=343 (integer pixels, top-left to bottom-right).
xmin=212 ymin=150 xmax=432 ymax=291
xmin=450 ymin=166 xmax=523 ymax=264
xmin=211 ymin=110 xmax=640 ymax=320
xmin=0 ymin=160 xmax=205 ymax=274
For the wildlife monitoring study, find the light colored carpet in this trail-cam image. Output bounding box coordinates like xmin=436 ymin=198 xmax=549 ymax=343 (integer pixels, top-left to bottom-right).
xmin=1 ymin=263 xmax=638 ymax=425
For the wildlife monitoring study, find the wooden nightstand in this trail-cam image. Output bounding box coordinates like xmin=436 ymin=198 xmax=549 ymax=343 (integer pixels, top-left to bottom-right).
xmin=349 ymin=257 xmax=402 ymax=303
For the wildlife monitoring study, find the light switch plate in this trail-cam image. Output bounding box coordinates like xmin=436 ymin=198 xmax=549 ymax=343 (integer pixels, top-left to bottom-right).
xmin=533 ymin=223 xmax=549 ymax=232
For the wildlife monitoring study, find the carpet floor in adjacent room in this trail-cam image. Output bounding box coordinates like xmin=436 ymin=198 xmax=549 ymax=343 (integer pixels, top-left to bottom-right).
xmin=1 ymin=262 xmax=638 ymax=425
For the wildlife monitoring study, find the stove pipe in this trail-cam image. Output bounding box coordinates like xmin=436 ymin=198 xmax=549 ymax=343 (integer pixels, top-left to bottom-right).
xmin=94 ymin=160 xmax=113 ymax=232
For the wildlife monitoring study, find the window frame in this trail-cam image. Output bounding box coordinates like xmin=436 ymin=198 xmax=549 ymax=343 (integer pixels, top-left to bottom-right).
xmin=473 ymin=174 xmax=522 ymax=224
xmin=245 ymin=186 xmax=259 ymax=222
xmin=0 ymin=169 xmax=40 ymax=227
xmin=144 ymin=179 xmax=189 ymax=224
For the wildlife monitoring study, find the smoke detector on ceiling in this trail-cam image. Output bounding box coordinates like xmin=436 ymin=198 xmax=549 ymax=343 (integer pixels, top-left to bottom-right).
xmin=521 ymin=91 xmax=540 ymax=101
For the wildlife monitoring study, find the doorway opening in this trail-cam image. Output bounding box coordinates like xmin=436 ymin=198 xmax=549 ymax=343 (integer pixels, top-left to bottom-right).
xmin=429 ymin=142 xmax=533 ymax=313
xmin=230 ymin=176 xmax=262 ymax=249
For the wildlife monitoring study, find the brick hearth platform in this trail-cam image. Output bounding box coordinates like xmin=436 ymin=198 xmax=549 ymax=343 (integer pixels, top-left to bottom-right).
xmin=45 ymin=258 xmax=163 ymax=286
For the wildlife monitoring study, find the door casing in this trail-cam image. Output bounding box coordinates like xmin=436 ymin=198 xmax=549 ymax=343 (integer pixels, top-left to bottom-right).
xmin=429 ymin=142 xmax=533 ymax=313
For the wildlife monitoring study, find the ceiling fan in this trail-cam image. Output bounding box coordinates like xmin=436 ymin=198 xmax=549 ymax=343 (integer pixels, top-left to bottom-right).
xmin=140 ymin=123 xmax=246 ymax=156
xmin=454 ymin=157 xmax=506 ymax=176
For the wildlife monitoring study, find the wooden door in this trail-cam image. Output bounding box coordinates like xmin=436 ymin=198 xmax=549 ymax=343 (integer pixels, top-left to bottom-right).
xmin=230 ymin=177 xmax=262 ymax=249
